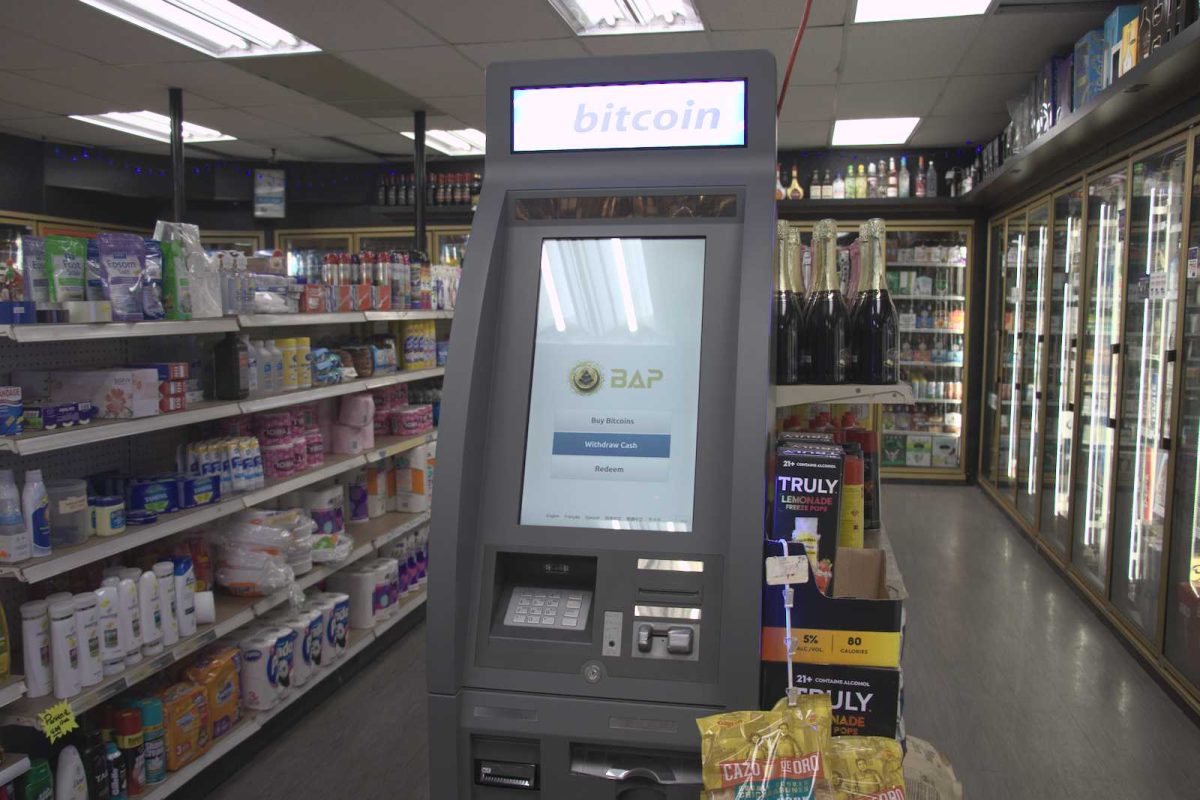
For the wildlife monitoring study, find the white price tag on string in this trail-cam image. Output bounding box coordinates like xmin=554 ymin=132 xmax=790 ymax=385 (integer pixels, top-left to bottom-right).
xmin=765 ymin=555 xmax=808 ymax=586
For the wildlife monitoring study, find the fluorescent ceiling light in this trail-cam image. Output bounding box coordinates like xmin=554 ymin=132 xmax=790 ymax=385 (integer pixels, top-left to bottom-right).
xmin=401 ymin=129 xmax=486 ymax=157
xmin=78 ymin=0 xmax=319 ymax=58
xmin=69 ymin=111 xmax=236 ymax=143
xmin=547 ymin=0 xmax=703 ymax=36
xmin=832 ymin=117 xmax=920 ymax=146
xmin=854 ymin=0 xmax=992 ymax=23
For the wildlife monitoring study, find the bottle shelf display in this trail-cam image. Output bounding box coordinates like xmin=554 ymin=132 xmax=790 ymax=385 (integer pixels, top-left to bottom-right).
xmin=779 ymin=221 xmax=973 ymax=479
xmin=978 ymin=129 xmax=1200 ymax=715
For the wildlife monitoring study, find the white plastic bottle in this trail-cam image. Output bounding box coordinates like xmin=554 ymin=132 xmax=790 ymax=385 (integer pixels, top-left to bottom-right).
xmin=154 ymin=561 xmax=179 ymax=646
xmin=20 ymin=599 xmax=53 ymax=697
xmin=117 ymin=574 xmax=143 ymax=665
xmin=174 ymin=556 xmax=197 ymax=637
xmin=72 ymin=593 xmax=103 ymax=687
xmin=49 ymin=599 xmax=81 ymax=700
xmin=55 ymin=744 xmax=89 ymax=800
xmin=244 ymin=336 xmax=259 ymax=396
xmin=0 ymin=469 xmax=30 ymax=563
xmin=94 ymin=581 xmax=124 ymax=676
xmin=22 ymin=469 xmax=50 ymax=557
xmin=139 ymin=570 xmax=163 ymax=655
xmin=253 ymin=339 xmax=273 ymax=393
xmin=267 ymin=339 xmax=284 ymax=393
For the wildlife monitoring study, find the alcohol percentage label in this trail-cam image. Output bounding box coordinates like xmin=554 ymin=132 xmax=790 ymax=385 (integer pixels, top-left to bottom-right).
xmin=802 ymin=634 xmax=821 ymax=645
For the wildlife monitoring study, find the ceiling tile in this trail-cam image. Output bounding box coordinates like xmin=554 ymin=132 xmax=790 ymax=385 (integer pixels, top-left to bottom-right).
xmin=242 ymin=103 xmax=392 ymax=137
xmin=934 ymin=73 xmax=1033 ymax=117
xmin=696 ymin=0 xmax=848 ymax=30
xmin=778 ymin=120 xmax=831 ymax=148
xmin=422 ymin=96 xmax=485 ymax=128
xmin=0 ymin=29 xmax=101 ymax=70
xmin=185 ymin=108 xmax=304 ymax=141
xmin=19 ymin=66 xmax=183 ymax=112
xmin=778 ymin=85 xmax=836 ymax=122
xmin=335 ymin=99 xmax=424 ymax=117
xmin=262 ymin=136 xmax=368 ymax=159
xmin=581 ymin=32 xmax=713 ymax=56
xmin=836 ymin=78 xmax=946 ymax=118
xmin=390 ymin=0 xmax=571 ymax=43
xmin=0 ymin=72 xmax=133 ymax=116
xmin=132 ymin=62 xmax=319 ymax=108
xmin=4 ymin=0 xmax=207 ymax=65
xmin=0 ymin=116 xmax=158 ymax=148
xmin=0 ymin=99 xmax=47 ymax=120
xmin=237 ymin=0 xmax=441 ymax=50
xmin=369 ymin=114 xmax=466 ymax=132
xmin=708 ymin=27 xmax=842 ymax=86
xmin=191 ymin=140 xmax=282 ymax=160
xmin=908 ymin=114 xmax=1010 ymax=147
xmin=341 ymin=47 xmax=483 ymax=98
xmin=957 ymin=11 xmax=1105 ymax=76
xmin=335 ymin=132 xmax=416 ymax=155
xmin=841 ymin=17 xmax=983 ymax=83
xmin=457 ymin=38 xmax=588 ymax=69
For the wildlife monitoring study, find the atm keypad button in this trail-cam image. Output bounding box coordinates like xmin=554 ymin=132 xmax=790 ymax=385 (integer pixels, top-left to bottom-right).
xmin=512 ymin=615 xmax=526 ymax=624
xmin=568 ymin=593 xmax=583 ymax=601
xmin=548 ymin=600 xmax=559 ymax=609
xmin=540 ymin=617 xmax=555 ymax=625
xmin=562 ymin=618 xmax=579 ymax=628
xmin=566 ymin=600 xmax=582 ymax=609
xmin=532 ymin=600 xmax=544 ymax=607
xmin=564 ymin=609 xmax=579 ymax=619
xmin=528 ymin=608 xmax=542 ymax=617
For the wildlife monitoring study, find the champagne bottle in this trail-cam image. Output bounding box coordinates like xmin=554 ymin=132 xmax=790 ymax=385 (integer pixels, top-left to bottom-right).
xmin=788 ymin=165 xmax=805 ymax=200
xmin=805 ymin=219 xmax=849 ymax=384
xmin=851 ymin=218 xmax=899 ymax=384
xmin=774 ymin=221 xmax=803 ymax=384
xmin=775 ymin=163 xmax=787 ymax=201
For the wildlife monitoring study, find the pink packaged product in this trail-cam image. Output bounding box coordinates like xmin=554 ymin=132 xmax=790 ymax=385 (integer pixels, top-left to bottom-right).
xmin=391 ymin=404 xmax=433 ymax=437
xmin=262 ymin=441 xmax=296 ymax=479
xmin=292 ymin=403 xmax=319 ymax=432
xmin=291 ymin=434 xmax=308 ymax=472
xmin=216 ymin=415 xmax=253 ymax=437
xmin=254 ymin=411 xmax=292 ymax=441
xmin=373 ymin=406 xmax=391 ymax=436
xmin=51 ymin=368 xmax=160 ymax=419
xmin=305 ymin=431 xmax=325 ymax=466
xmin=331 ymin=422 xmax=375 ymax=454
xmin=338 ymin=394 xmax=375 ymax=428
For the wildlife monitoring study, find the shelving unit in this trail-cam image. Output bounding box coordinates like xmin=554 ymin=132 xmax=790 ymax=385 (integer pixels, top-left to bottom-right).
xmin=772 ymin=383 xmax=913 ymax=408
xmin=1 ymin=319 xmax=239 ymax=342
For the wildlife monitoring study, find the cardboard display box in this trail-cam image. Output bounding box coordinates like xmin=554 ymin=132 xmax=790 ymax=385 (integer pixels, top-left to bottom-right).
xmin=760 ymin=661 xmax=902 ymax=739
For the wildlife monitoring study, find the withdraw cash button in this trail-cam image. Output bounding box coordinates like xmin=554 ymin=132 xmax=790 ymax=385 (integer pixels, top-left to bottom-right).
xmin=552 ymin=432 xmax=671 ymax=458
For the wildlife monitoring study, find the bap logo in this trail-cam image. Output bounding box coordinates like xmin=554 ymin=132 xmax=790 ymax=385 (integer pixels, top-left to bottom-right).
xmin=611 ymin=368 xmax=662 ymax=389
xmin=569 ymin=361 xmax=603 ymax=395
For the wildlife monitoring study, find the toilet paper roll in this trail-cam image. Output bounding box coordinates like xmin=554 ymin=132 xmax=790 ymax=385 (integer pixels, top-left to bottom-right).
xmin=261 ymin=625 xmax=296 ymax=696
xmin=194 ymin=591 xmax=216 ymax=625
xmin=325 ymin=570 xmax=377 ymax=629
xmin=305 ymin=595 xmax=338 ymax=664
xmin=276 ymin=611 xmax=322 ymax=687
xmin=316 ymin=592 xmax=351 ymax=656
xmin=237 ymin=633 xmax=277 ymax=711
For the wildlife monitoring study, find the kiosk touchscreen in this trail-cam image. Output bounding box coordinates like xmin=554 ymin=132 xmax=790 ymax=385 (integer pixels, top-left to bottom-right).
xmin=429 ymin=51 xmax=776 ymax=799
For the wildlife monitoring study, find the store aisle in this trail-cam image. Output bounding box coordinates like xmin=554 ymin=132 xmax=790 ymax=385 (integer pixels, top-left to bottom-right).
xmin=888 ymin=484 xmax=1200 ymax=799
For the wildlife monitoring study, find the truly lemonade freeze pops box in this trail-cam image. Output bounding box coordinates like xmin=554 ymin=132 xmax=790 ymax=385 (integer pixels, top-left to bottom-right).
xmin=772 ymin=442 xmax=845 ymax=593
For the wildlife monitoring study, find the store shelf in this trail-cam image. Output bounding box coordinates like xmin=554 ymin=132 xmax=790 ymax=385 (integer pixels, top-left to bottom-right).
xmin=0 ymin=512 xmax=429 ymax=728
xmin=0 ymin=753 xmax=31 ymax=787
xmin=909 ymin=398 xmax=962 ymax=405
xmin=900 ymin=360 xmax=964 ymax=368
xmin=883 ymin=429 xmax=961 ymax=438
xmin=0 ymin=437 xmax=434 ymax=583
xmin=2 ymin=319 xmax=239 ymax=341
xmin=888 ymin=262 xmax=967 ymax=269
xmin=773 ymin=383 xmax=913 ymax=406
xmin=364 ymin=309 xmax=453 ymax=322
xmin=777 ymin=197 xmax=967 ymax=216
xmin=892 ymin=295 xmax=966 ymax=301
xmin=0 ymin=676 xmax=27 ymax=709
xmin=238 ymin=312 xmax=365 ymax=328
xmin=238 ymin=368 xmax=443 ymax=414
xmin=135 ymin=585 xmax=427 ymax=800
xmin=899 ymin=327 xmax=964 ymax=335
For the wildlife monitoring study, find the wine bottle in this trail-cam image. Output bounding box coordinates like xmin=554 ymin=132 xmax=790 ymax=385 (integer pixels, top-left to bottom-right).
xmin=775 ymin=163 xmax=787 ymax=201
xmin=774 ymin=221 xmax=803 ymax=385
xmin=926 ymin=160 xmax=938 ymax=197
xmin=851 ymin=218 xmax=899 ymax=384
xmin=805 ymin=219 xmax=849 ymax=384
xmin=788 ymin=165 xmax=805 ymax=200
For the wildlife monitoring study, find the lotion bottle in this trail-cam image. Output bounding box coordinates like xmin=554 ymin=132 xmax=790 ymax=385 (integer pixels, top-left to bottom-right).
xmin=138 ymin=571 xmax=163 ymax=655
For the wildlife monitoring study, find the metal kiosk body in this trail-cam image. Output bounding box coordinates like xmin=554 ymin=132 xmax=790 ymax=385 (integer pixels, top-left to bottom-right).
xmin=428 ymin=50 xmax=776 ymax=799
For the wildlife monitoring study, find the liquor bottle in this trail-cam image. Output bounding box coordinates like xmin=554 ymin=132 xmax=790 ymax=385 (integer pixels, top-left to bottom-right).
xmin=471 ymin=172 xmax=483 ymax=206
xmin=878 ymin=160 xmax=887 ymax=195
xmin=804 ymin=218 xmax=850 ymax=384
xmin=832 ymin=171 xmax=845 ymax=199
xmin=898 ymin=157 xmax=911 ymax=198
xmin=886 ymin=158 xmax=898 ymax=198
xmin=774 ymin=221 xmax=803 ymax=385
xmin=426 ymin=174 xmax=436 ymax=206
xmin=926 ymin=160 xmax=938 ymax=197
xmin=845 ymin=164 xmax=857 ymax=199
xmin=788 ymin=165 xmax=805 ymax=200
xmin=915 ymin=156 xmax=926 ymax=197
xmin=775 ymin=163 xmax=787 ymax=201
xmin=856 ymin=164 xmax=867 ymax=199
xmin=376 ymin=173 xmax=389 ymax=206
xmin=403 ymin=174 xmax=413 ymax=206
xmin=389 ymin=174 xmax=401 ymax=206
xmin=866 ymin=162 xmax=878 ymax=198
xmin=822 ymin=170 xmax=832 ymax=199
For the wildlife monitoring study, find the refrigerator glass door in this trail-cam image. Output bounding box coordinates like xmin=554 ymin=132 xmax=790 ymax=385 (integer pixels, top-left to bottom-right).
xmin=982 ymin=222 xmax=1006 ymax=485
xmin=1166 ymin=133 xmax=1200 ymax=690
xmin=1110 ymin=142 xmax=1187 ymax=637
xmin=1016 ymin=203 xmax=1050 ymax=523
xmin=1040 ymin=187 xmax=1084 ymax=553
xmin=1072 ymin=167 xmax=1128 ymax=590
xmin=997 ymin=214 xmax=1027 ymax=496
xmin=357 ymin=230 xmax=417 ymax=253
xmin=279 ymin=233 xmax=353 ymax=278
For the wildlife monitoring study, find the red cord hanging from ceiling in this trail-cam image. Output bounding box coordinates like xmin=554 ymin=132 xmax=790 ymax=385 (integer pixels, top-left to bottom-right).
xmin=777 ymin=0 xmax=815 ymax=117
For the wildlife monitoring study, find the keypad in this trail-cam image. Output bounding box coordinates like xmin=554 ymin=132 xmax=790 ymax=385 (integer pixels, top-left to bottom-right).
xmin=504 ymin=587 xmax=592 ymax=630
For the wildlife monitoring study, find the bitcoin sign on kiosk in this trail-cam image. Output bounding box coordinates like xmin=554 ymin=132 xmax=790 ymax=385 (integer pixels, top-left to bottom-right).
xmin=428 ymin=51 xmax=776 ymax=798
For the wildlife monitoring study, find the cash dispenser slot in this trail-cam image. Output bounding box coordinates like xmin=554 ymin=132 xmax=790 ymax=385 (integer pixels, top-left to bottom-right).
xmin=570 ymin=744 xmax=701 ymax=799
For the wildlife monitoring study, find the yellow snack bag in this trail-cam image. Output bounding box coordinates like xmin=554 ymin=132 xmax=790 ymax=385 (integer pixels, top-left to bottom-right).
xmin=698 ymin=696 xmax=833 ymax=800
xmin=825 ymin=736 xmax=906 ymax=800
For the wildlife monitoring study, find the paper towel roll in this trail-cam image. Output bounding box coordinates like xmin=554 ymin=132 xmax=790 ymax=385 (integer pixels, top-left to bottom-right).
xmin=238 ymin=633 xmax=277 ymax=711
xmin=194 ymin=591 xmax=216 ymax=625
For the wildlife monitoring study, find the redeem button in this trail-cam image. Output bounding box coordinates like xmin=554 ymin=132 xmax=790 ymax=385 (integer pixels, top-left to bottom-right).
xmin=552 ymin=431 xmax=671 ymax=458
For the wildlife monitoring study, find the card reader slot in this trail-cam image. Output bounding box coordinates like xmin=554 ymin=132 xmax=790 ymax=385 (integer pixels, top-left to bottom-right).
xmin=569 ymin=744 xmax=701 ymax=786
xmin=635 ymin=588 xmax=701 ymax=606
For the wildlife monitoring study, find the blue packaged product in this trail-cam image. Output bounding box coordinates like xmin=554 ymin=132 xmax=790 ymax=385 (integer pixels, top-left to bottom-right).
xmin=97 ymin=232 xmax=147 ymax=322
xmin=1103 ymin=5 xmax=1139 ymax=85
xmin=142 ymin=239 xmax=165 ymax=320
xmin=1074 ymin=29 xmax=1106 ymax=110
xmin=178 ymin=475 xmax=220 ymax=508
xmin=86 ymin=238 xmax=104 ymax=301
xmin=126 ymin=510 xmax=157 ymax=526
xmin=127 ymin=477 xmax=179 ymax=514
xmin=20 ymin=235 xmax=47 ymax=304
xmin=0 ymin=386 xmax=22 ymax=436
xmin=22 ymin=402 xmax=77 ymax=431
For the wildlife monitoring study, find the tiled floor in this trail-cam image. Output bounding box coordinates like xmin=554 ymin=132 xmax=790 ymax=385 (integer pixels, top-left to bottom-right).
xmin=202 ymin=484 xmax=1200 ymax=799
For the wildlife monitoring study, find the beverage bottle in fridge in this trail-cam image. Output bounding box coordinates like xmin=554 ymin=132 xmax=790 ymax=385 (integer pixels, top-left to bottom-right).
xmin=850 ymin=218 xmax=899 ymax=384
xmin=773 ymin=221 xmax=803 ymax=385
xmin=804 ymin=219 xmax=850 ymax=384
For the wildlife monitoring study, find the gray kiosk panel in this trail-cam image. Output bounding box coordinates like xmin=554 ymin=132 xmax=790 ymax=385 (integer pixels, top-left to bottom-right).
xmin=429 ymin=51 xmax=776 ymax=799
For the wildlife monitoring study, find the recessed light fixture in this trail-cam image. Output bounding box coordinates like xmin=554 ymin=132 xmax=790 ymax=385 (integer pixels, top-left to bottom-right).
xmin=69 ymin=111 xmax=236 ymax=144
xmin=547 ymin=0 xmax=704 ymax=36
xmin=854 ymin=0 xmax=991 ymax=24
xmin=402 ymin=129 xmax=486 ymax=157
xmin=78 ymin=0 xmax=319 ymax=58
xmin=831 ymin=117 xmax=921 ymax=146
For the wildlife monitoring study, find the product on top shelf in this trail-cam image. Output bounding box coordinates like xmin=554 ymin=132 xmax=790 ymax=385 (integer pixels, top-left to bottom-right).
xmin=804 ymin=219 xmax=850 ymax=385
xmin=787 ymin=164 xmax=804 ymax=200
xmin=774 ymin=221 xmax=804 ymax=386
xmin=774 ymin=162 xmax=786 ymax=200
xmin=850 ymin=218 xmax=900 ymax=385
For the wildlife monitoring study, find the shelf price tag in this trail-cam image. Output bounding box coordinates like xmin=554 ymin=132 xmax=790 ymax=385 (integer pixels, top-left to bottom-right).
xmin=765 ymin=555 xmax=808 ymax=586
xmin=38 ymin=700 xmax=79 ymax=743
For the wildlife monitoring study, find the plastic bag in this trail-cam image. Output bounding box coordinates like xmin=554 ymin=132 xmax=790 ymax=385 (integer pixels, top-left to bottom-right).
xmin=212 ymin=520 xmax=298 ymax=597
xmin=44 ymin=235 xmax=86 ymax=302
xmin=825 ymin=736 xmax=905 ymax=800
xmin=85 ymin=238 xmax=104 ymax=301
xmin=697 ymin=696 xmax=833 ymax=800
xmin=97 ymin=232 xmax=146 ymax=321
xmin=19 ymin=235 xmax=46 ymax=304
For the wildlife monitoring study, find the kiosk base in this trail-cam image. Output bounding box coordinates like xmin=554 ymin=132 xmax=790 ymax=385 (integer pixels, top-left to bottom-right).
xmin=429 ymin=689 xmax=708 ymax=799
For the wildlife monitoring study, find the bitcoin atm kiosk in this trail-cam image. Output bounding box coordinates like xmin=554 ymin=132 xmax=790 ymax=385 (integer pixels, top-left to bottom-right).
xmin=429 ymin=51 xmax=775 ymax=798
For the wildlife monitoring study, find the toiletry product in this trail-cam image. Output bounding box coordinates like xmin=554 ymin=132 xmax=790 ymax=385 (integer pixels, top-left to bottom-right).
xmin=53 ymin=744 xmax=87 ymax=800
xmin=138 ymin=698 xmax=165 ymax=785
xmin=21 ymin=599 xmax=53 ymax=697
xmin=72 ymin=593 xmax=102 ymax=687
xmin=95 ymin=581 xmax=123 ymax=676
xmin=137 ymin=571 xmax=162 ymax=655
xmin=0 ymin=469 xmax=30 ymax=563
xmin=23 ymin=469 xmax=50 ymax=558
xmin=116 ymin=576 xmax=143 ymax=665
xmin=114 ymin=708 xmax=145 ymax=797
xmin=49 ymin=599 xmax=80 ymax=700
xmin=153 ymin=562 xmax=178 ymax=646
